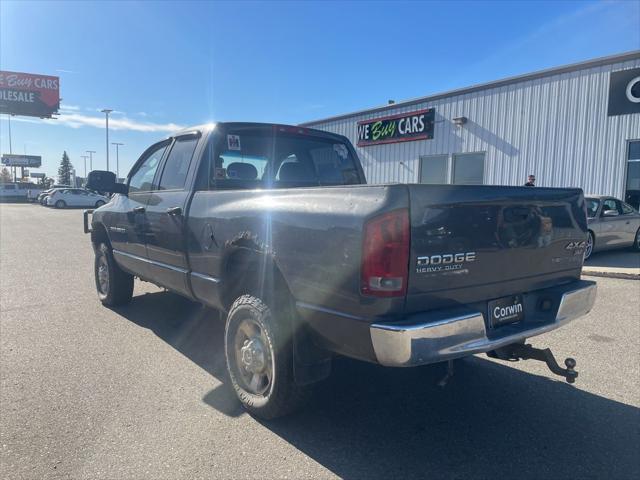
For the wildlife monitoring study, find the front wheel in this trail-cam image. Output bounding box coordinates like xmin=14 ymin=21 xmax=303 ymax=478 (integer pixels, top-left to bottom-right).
xmin=94 ymin=243 xmax=134 ymax=306
xmin=584 ymin=231 xmax=594 ymax=260
xmin=95 ymin=200 xmax=105 ymax=208
xmin=224 ymin=295 xmax=309 ymax=419
xmin=55 ymin=200 xmax=66 ymax=209
xmin=633 ymin=228 xmax=640 ymax=252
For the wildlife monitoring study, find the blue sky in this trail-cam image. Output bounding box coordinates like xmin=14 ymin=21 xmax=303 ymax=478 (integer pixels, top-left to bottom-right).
xmin=1 ymin=0 xmax=639 ymax=179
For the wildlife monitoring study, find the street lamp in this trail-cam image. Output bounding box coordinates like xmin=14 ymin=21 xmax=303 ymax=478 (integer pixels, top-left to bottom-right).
xmin=86 ymin=150 xmax=96 ymax=172
xmin=80 ymin=155 xmax=89 ymax=181
xmin=111 ymin=142 xmax=124 ymax=180
xmin=101 ymin=109 xmax=113 ymax=171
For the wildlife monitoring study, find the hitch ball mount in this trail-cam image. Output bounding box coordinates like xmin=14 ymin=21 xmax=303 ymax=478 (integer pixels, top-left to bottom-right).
xmin=488 ymin=343 xmax=578 ymax=384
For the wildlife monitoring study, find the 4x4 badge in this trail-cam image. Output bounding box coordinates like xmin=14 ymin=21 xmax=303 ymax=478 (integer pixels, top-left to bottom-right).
xmin=565 ymin=241 xmax=586 ymax=255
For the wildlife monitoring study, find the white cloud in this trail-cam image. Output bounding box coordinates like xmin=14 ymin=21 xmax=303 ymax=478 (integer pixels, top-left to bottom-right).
xmin=57 ymin=112 xmax=184 ymax=132
xmin=59 ymin=104 xmax=81 ymax=112
xmin=12 ymin=111 xmax=184 ymax=133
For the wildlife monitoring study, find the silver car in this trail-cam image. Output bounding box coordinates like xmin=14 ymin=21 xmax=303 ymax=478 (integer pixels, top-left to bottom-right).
xmin=585 ymin=195 xmax=640 ymax=259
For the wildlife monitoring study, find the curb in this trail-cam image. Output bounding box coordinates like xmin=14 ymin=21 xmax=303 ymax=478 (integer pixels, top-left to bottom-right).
xmin=582 ymin=270 xmax=640 ymax=281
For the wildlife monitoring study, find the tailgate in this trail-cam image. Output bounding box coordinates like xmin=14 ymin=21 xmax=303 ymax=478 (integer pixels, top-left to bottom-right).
xmin=406 ymin=184 xmax=587 ymax=312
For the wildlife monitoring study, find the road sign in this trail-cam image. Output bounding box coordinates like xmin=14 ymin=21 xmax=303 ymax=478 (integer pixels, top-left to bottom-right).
xmin=1 ymin=154 xmax=42 ymax=167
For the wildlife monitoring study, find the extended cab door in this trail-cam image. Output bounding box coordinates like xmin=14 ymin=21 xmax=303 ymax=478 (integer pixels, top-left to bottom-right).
xmin=144 ymin=132 xmax=201 ymax=296
xmin=109 ymin=140 xmax=170 ymax=274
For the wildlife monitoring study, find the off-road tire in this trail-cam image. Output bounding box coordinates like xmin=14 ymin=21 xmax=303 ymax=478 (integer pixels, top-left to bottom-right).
xmin=224 ymin=295 xmax=309 ymax=419
xmin=94 ymin=242 xmax=134 ymax=306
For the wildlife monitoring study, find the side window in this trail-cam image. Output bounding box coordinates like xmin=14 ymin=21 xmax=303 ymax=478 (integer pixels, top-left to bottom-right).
xmin=129 ymin=143 xmax=168 ymax=193
xmin=602 ymin=199 xmax=618 ymax=214
xmin=157 ymin=137 xmax=198 ymax=190
xmin=622 ymin=202 xmax=636 ymax=214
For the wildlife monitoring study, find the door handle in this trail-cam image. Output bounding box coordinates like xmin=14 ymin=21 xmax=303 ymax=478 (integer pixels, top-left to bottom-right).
xmin=132 ymin=206 xmax=146 ymax=214
xmin=166 ymin=206 xmax=182 ymax=216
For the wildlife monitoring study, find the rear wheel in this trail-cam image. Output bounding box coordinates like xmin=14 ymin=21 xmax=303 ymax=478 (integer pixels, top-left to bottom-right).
xmin=94 ymin=242 xmax=134 ymax=306
xmin=584 ymin=231 xmax=594 ymax=260
xmin=55 ymin=200 xmax=66 ymax=209
xmin=633 ymin=228 xmax=640 ymax=251
xmin=224 ymin=295 xmax=309 ymax=419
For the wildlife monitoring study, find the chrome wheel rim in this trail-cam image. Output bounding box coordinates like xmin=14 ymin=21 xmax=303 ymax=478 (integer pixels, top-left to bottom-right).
xmin=97 ymin=253 xmax=109 ymax=294
xmin=585 ymin=233 xmax=593 ymax=259
xmin=232 ymin=318 xmax=273 ymax=395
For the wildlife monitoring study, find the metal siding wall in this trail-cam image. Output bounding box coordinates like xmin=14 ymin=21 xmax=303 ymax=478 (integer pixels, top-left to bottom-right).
xmin=307 ymin=59 xmax=640 ymax=197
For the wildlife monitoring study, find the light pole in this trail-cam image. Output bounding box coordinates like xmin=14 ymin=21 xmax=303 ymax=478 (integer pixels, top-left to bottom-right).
xmin=7 ymin=114 xmax=15 ymax=181
xmin=111 ymin=142 xmax=124 ymax=180
xmin=80 ymin=155 xmax=89 ymax=181
xmin=101 ymin=109 xmax=113 ymax=171
xmin=86 ymin=150 xmax=96 ymax=172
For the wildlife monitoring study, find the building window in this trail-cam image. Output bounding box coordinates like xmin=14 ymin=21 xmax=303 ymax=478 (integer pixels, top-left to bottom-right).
xmin=419 ymin=155 xmax=448 ymax=184
xmin=452 ymin=152 xmax=485 ymax=185
xmin=625 ymin=140 xmax=640 ymax=210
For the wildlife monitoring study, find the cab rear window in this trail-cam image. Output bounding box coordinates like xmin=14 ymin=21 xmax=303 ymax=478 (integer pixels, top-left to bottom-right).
xmin=201 ymin=128 xmax=361 ymax=190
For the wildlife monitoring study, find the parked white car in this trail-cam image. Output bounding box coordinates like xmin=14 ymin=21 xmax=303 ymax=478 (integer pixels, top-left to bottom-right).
xmin=46 ymin=188 xmax=109 ymax=208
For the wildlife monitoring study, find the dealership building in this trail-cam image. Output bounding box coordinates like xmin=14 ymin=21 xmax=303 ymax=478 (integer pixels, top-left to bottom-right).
xmin=302 ymin=51 xmax=640 ymax=208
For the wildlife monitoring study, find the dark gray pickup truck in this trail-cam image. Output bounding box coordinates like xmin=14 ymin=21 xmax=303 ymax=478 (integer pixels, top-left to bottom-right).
xmin=84 ymin=122 xmax=596 ymax=418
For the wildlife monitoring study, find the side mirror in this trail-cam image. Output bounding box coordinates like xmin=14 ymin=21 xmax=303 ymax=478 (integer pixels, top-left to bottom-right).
xmin=86 ymin=170 xmax=128 ymax=194
xmin=602 ymin=209 xmax=619 ymax=217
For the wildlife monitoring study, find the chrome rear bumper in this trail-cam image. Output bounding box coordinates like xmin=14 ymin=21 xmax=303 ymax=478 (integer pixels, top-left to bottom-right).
xmin=370 ymin=281 xmax=597 ymax=367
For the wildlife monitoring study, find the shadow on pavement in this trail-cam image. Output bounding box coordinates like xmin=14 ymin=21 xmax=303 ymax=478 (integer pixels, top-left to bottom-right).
xmin=585 ymin=249 xmax=640 ymax=269
xmin=114 ymin=290 xmax=639 ymax=479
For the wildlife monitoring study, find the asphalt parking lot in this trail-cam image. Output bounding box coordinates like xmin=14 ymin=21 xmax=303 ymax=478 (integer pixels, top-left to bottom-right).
xmin=1 ymin=203 xmax=639 ymax=480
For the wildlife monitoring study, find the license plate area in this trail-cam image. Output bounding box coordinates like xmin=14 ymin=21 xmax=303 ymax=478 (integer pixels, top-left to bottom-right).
xmin=488 ymin=295 xmax=525 ymax=328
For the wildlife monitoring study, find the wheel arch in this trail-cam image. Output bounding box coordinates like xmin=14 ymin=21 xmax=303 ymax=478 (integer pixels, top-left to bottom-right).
xmin=91 ymin=222 xmax=112 ymax=250
xmin=221 ymin=245 xmax=293 ymax=312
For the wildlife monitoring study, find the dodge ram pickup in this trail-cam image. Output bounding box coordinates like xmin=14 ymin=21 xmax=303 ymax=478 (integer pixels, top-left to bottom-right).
xmin=84 ymin=122 xmax=597 ymax=419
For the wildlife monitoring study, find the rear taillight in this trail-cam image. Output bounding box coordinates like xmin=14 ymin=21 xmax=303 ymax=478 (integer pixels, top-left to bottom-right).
xmin=361 ymin=209 xmax=410 ymax=297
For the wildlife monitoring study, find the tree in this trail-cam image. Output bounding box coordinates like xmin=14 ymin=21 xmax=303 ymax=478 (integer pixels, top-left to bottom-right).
xmin=0 ymin=167 xmax=12 ymax=183
xmin=38 ymin=176 xmax=53 ymax=188
xmin=58 ymin=151 xmax=73 ymax=185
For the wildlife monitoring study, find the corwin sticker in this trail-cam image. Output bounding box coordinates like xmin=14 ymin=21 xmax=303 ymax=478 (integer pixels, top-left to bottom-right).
xmin=493 ymin=302 xmax=523 ymax=321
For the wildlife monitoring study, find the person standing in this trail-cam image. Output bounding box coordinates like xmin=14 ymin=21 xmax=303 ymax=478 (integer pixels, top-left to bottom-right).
xmin=524 ymin=174 xmax=536 ymax=187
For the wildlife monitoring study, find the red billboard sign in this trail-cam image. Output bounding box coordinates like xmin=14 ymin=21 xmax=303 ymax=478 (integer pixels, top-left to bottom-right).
xmin=0 ymin=70 xmax=60 ymax=118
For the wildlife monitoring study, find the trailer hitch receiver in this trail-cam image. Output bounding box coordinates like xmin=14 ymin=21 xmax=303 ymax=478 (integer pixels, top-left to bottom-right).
xmin=489 ymin=343 xmax=578 ymax=383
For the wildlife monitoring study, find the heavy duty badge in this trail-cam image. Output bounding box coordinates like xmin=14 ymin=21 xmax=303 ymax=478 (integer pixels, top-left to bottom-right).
xmin=416 ymin=252 xmax=476 ymax=274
